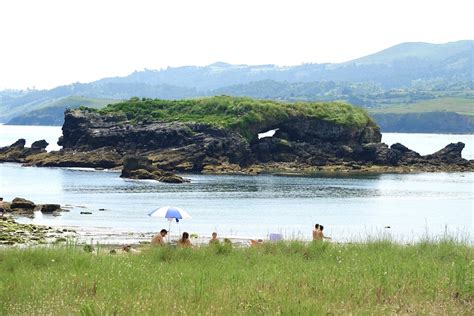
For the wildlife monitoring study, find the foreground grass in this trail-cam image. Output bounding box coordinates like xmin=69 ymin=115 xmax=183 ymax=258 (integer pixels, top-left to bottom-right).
xmin=0 ymin=240 xmax=472 ymax=314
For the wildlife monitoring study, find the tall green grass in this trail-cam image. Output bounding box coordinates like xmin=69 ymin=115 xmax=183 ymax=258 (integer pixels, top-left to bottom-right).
xmin=0 ymin=240 xmax=472 ymax=314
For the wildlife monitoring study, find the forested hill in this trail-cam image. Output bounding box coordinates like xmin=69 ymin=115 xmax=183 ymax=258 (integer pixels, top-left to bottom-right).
xmin=1 ymin=40 xmax=472 ymax=131
xmin=95 ymin=40 xmax=472 ymax=90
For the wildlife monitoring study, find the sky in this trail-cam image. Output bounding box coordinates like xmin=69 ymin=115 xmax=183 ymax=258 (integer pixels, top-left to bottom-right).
xmin=0 ymin=0 xmax=472 ymax=90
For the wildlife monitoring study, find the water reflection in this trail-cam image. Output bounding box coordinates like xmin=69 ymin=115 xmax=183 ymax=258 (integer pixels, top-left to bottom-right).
xmin=62 ymin=172 xmax=385 ymax=198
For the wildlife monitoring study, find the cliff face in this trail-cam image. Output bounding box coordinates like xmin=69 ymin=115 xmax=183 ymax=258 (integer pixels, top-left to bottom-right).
xmin=58 ymin=110 xmax=252 ymax=170
xmin=1 ymin=107 xmax=472 ymax=173
xmin=55 ymin=108 xmax=383 ymax=171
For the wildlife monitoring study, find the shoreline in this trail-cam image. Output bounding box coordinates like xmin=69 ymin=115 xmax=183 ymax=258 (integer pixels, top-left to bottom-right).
xmin=2 ymin=160 xmax=474 ymax=177
xmin=1 ymin=215 xmax=256 ymax=248
xmin=3 ymin=216 xmax=472 ymax=248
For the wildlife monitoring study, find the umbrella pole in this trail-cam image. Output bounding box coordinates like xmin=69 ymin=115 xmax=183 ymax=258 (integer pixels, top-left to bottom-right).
xmin=168 ymin=220 xmax=171 ymax=244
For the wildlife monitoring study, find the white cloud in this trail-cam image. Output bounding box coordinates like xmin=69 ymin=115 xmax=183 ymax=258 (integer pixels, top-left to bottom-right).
xmin=0 ymin=0 xmax=472 ymax=89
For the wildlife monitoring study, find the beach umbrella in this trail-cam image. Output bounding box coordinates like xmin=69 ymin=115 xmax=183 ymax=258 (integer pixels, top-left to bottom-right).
xmin=148 ymin=206 xmax=191 ymax=236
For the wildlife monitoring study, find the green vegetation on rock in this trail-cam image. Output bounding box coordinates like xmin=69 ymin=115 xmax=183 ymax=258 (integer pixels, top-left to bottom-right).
xmin=0 ymin=240 xmax=472 ymax=314
xmin=95 ymin=96 xmax=375 ymax=139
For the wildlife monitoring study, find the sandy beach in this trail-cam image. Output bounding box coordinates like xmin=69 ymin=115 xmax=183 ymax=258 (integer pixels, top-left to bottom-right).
xmin=71 ymin=226 xmax=254 ymax=248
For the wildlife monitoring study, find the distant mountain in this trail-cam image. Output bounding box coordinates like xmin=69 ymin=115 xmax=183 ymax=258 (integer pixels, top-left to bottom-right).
xmin=334 ymin=40 xmax=473 ymax=87
xmin=5 ymin=96 xmax=120 ymax=125
xmin=0 ymin=83 xmax=198 ymax=122
xmin=95 ymin=40 xmax=472 ymax=90
xmin=344 ymin=40 xmax=472 ymax=66
xmin=1 ymin=40 xmax=472 ymax=129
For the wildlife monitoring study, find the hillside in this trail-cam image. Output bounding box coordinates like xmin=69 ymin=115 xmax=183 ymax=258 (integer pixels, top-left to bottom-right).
xmin=369 ymin=97 xmax=474 ymax=133
xmin=370 ymin=97 xmax=474 ymax=115
xmin=95 ymin=41 xmax=472 ymax=90
xmin=5 ymin=96 xmax=120 ymax=125
xmin=344 ymin=40 xmax=472 ymax=66
xmin=0 ymin=40 xmax=471 ymax=130
xmin=371 ymin=112 xmax=474 ymax=133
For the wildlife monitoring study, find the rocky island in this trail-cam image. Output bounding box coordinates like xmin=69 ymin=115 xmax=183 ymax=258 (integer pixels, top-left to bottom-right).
xmin=0 ymin=96 xmax=472 ymax=175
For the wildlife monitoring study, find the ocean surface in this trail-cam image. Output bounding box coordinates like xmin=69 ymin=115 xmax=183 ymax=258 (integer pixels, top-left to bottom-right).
xmin=0 ymin=125 xmax=473 ymax=242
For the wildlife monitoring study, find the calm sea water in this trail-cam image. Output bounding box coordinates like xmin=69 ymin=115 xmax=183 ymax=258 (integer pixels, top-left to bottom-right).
xmin=0 ymin=125 xmax=473 ymax=242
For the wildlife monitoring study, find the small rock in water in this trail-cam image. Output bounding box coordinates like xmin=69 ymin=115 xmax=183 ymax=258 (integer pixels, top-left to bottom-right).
xmin=80 ymin=211 xmax=93 ymax=215
xmin=39 ymin=204 xmax=61 ymax=214
xmin=384 ymin=226 xmax=391 ymax=229
xmin=31 ymin=140 xmax=49 ymax=150
xmin=98 ymin=208 xmax=106 ymax=211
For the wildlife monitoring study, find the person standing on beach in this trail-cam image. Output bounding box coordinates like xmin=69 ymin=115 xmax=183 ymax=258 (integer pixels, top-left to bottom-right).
xmin=151 ymin=229 xmax=168 ymax=246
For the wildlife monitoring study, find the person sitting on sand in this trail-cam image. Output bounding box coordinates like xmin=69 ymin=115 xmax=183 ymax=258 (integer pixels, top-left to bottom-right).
xmin=177 ymin=232 xmax=192 ymax=248
xmin=312 ymin=223 xmax=321 ymax=240
xmin=151 ymin=229 xmax=168 ymax=246
xmin=250 ymin=239 xmax=264 ymax=247
xmin=209 ymin=232 xmax=219 ymax=245
xmin=121 ymin=244 xmax=141 ymax=253
xmin=313 ymin=224 xmax=332 ymax=241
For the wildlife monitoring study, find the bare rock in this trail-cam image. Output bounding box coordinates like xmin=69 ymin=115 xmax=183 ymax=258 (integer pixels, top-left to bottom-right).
xmin=357 ymin=143 xmax=401 ymax=166
xmin=424 ymin=142 xmax=467 ymax=164
xmin=39 ymin=204 xmax=61 ymax=214
xmin=11 ymin=197 xmax=36 ymax=209
xmin=159 ymin=174 xmax=190 ymax=183
xmin=122 ymin=156 xmax=153 ymax=175
xmin=0 ymin=201 xmax=12 ymax=213
xmin=25 ymin=148 xmax=121 ymax=169
xmin=31 ymin=140 xmax=49 ymax=150
xmin=121 ymin=156 xmax=189 ymax=183
xmin=10 ymin=139 xmax=26 ymax=148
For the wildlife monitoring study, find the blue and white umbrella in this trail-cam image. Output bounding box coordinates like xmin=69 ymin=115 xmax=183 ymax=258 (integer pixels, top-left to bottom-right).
xmin=148 ymin=206 xmax=191 ymax=235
